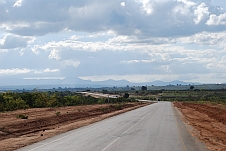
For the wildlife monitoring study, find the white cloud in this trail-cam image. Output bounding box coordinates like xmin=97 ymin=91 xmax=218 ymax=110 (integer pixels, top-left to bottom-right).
xmin=177 ymin=0 xmax=195 ymax=7
xmin=13 ymin=0 xmax=23 ymax=7
xmin=0 ymin=22 xmax=30 ymax=31
xmin=207 ymin=55 xmax=226 ymax=71
xmin=120 ymin=59 xmax=155 ymax=64
xmin=194 ymin=3 xmax=210 ymax=24
xmin=87 ymin=32 xmax=111 ymax=38
xmin=0 ymin=34 xmax=34 ymax=49
xmin=0 ymin=0 xmax=224 ymax=38
xmin=48 ymin=49 xmax=60 ymax=60
xmin=178 ymin=31 xmax=226 ymax=45
xmin=173 ymin=0 xmax=195 ymax=17
xmin=121 ymin=2 xmax=125 ymax=7
xmin=0 ymin=49 xmax=8 ymax=52
xmin=0 ymin=68 xmax=30 ymax=74
xmin=140 ymin=0 xmax=153 ymax=15
xmin=0 ymin=0 xmax=226 ymax=85
xmin=64 ymin=60 xmax=80 ymax=68
xmin=69 ymin=35 xmax=84 ymax=40
xmin=31 ymin=45 xmax=40 ymax=54
xmin=206 ymin=13 xmax=226 ymax=25
xmin=43 ymin=68 xmax=60 ymax=73
xmin=24 ymin=77 xmax=65 ymax=80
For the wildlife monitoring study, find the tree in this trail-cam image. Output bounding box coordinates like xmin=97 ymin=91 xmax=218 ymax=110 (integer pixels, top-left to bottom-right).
xmin=190 ymin=86 xmax=194 ymax=90
xmin=141 ymin=86 xmax=147 ymax=91
xmin=131 ymin=87 xmax=135 ymax=91
xmin=102 ymin=90 xmax=108 ymax=94
xmin=123 ymin=93 xmax=129 ymax=99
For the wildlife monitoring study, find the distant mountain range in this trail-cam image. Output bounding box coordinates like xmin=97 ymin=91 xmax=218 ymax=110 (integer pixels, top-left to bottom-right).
xmin=0 ymin=77 xmax=200 ymax=90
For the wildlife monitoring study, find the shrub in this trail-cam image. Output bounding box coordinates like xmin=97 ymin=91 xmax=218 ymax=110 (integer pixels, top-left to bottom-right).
xmin=55 ymin=111 xmax=61 ymax=116
xmin=17 ymin=114 xmax=28 ymax=119
xmin=98 ymin=98 xmax=105 ymax=104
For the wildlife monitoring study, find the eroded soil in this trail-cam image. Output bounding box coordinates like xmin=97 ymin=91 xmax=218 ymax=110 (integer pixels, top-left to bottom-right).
xmin=174 ymin=102 xmax=226 ymax=151
xmin=0 ymin=102 xmax=149 ymax=151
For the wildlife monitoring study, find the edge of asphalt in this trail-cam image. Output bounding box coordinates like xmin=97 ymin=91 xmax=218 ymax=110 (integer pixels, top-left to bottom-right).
xmin=172 ymin=103 xmax=210 ymax=151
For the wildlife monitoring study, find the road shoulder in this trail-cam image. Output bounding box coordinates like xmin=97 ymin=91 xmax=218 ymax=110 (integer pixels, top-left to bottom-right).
xmin=172 ymin=103 xmax=210 ymax=151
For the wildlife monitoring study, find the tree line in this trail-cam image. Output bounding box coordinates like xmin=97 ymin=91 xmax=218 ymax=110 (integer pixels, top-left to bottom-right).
xmin=0 ymin=91 xmax=136 ymax=112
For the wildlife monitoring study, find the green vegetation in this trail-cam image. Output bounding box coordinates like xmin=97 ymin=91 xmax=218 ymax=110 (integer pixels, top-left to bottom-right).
xmin=1 ymin=86 xmax=225 ymax=112
xmin=129 ymin=89 xmax=226 ymax=104
xmin=55 ymin=111 xmax=61 ymax=116
xmin=141 ymin=86 xmax=147 ymax=91
xmin=123 ymin=93 xmax=129 ymax=99
xmin=17 ymin=114 xmax=28 ymax=119
xmin=0 ymin=91 xmax=136 ymax=112
xmin=100 ymin=103 xmax=127 ymax=113
xmin=110 ymin=104 xmax=122 ymax=110
xmin=160 ymin=89 xmax=226 ymax=104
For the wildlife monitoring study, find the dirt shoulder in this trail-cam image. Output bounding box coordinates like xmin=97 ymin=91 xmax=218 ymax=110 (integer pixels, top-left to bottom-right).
xmin=173 ymin=102 xmax=226 ymax=151
xmin=0 ymin=102 xmax=150 ymax=151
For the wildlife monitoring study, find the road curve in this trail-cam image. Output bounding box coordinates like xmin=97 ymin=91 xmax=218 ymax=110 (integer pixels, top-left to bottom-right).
xmin=17 ymin=102 xmax=209 ymax=151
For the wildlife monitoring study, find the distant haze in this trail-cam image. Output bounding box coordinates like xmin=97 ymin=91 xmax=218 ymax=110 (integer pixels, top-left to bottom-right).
xmin=0 ymin=77 xmax=199 ymax=90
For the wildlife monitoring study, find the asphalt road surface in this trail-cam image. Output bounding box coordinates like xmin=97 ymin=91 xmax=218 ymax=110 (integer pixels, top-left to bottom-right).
xmin=78 ymin=92 xmax=118 ymax=98
xmin=17 ymin=102 xmax=209 ymax=151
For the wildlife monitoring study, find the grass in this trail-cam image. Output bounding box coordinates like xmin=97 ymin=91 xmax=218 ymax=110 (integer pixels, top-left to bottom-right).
xmin=100 ymin=107 xmax=108 ymax=112
xmin=110 ymin=104 xmax=123 ymax=110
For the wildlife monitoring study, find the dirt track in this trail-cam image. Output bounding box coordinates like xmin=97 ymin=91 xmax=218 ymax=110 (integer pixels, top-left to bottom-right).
xmin=0 ymin=102 xmax=149 ymax=151
xmin=174 ymin=102 xmax=226 ymax=151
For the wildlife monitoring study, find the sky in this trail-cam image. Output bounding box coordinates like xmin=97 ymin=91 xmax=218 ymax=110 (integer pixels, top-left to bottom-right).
xmin=0 ymin=0 xmax=226 ymax=85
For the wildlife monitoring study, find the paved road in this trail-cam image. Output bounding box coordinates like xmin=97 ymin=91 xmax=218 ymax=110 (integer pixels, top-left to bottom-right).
xmin=78 ymin=92 xmax=118 ymax=98
xmin=17 ymin=102 xmax=209 ymax=151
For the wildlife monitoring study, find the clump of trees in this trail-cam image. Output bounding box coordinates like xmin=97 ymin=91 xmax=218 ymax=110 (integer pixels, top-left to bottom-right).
xmin=0 ymin=91 xmax=136 ymax=112
xmin=141 ymin=86 xmax=147 ymax=91
xmin=123 ymin=93 xmax=129 ymax=98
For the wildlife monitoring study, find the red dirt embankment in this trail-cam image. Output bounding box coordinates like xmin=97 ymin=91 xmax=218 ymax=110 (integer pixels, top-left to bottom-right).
xmin=0 ymin=102 xmax=149 ymax=151
xmin=174 ymin=102 xmax=226 ymax=151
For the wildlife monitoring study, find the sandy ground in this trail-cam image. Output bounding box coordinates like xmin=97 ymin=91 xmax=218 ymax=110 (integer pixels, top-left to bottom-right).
xmin=0 ymin=102 xmax=149 ymax=151
xmin=173 ymin=102 xmax=226 ymax=151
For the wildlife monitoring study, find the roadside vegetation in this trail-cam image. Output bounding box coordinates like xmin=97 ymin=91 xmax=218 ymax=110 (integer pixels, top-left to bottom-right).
xmin=0 ymin=91 xmax=136 ymax=112
xmin=126 ymin=88 xmax=226 ymax=104
xmin=159 ymin=89 xmax=226 ymax=104
xmin=1 ymin=85 xmax=226 ymax=112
